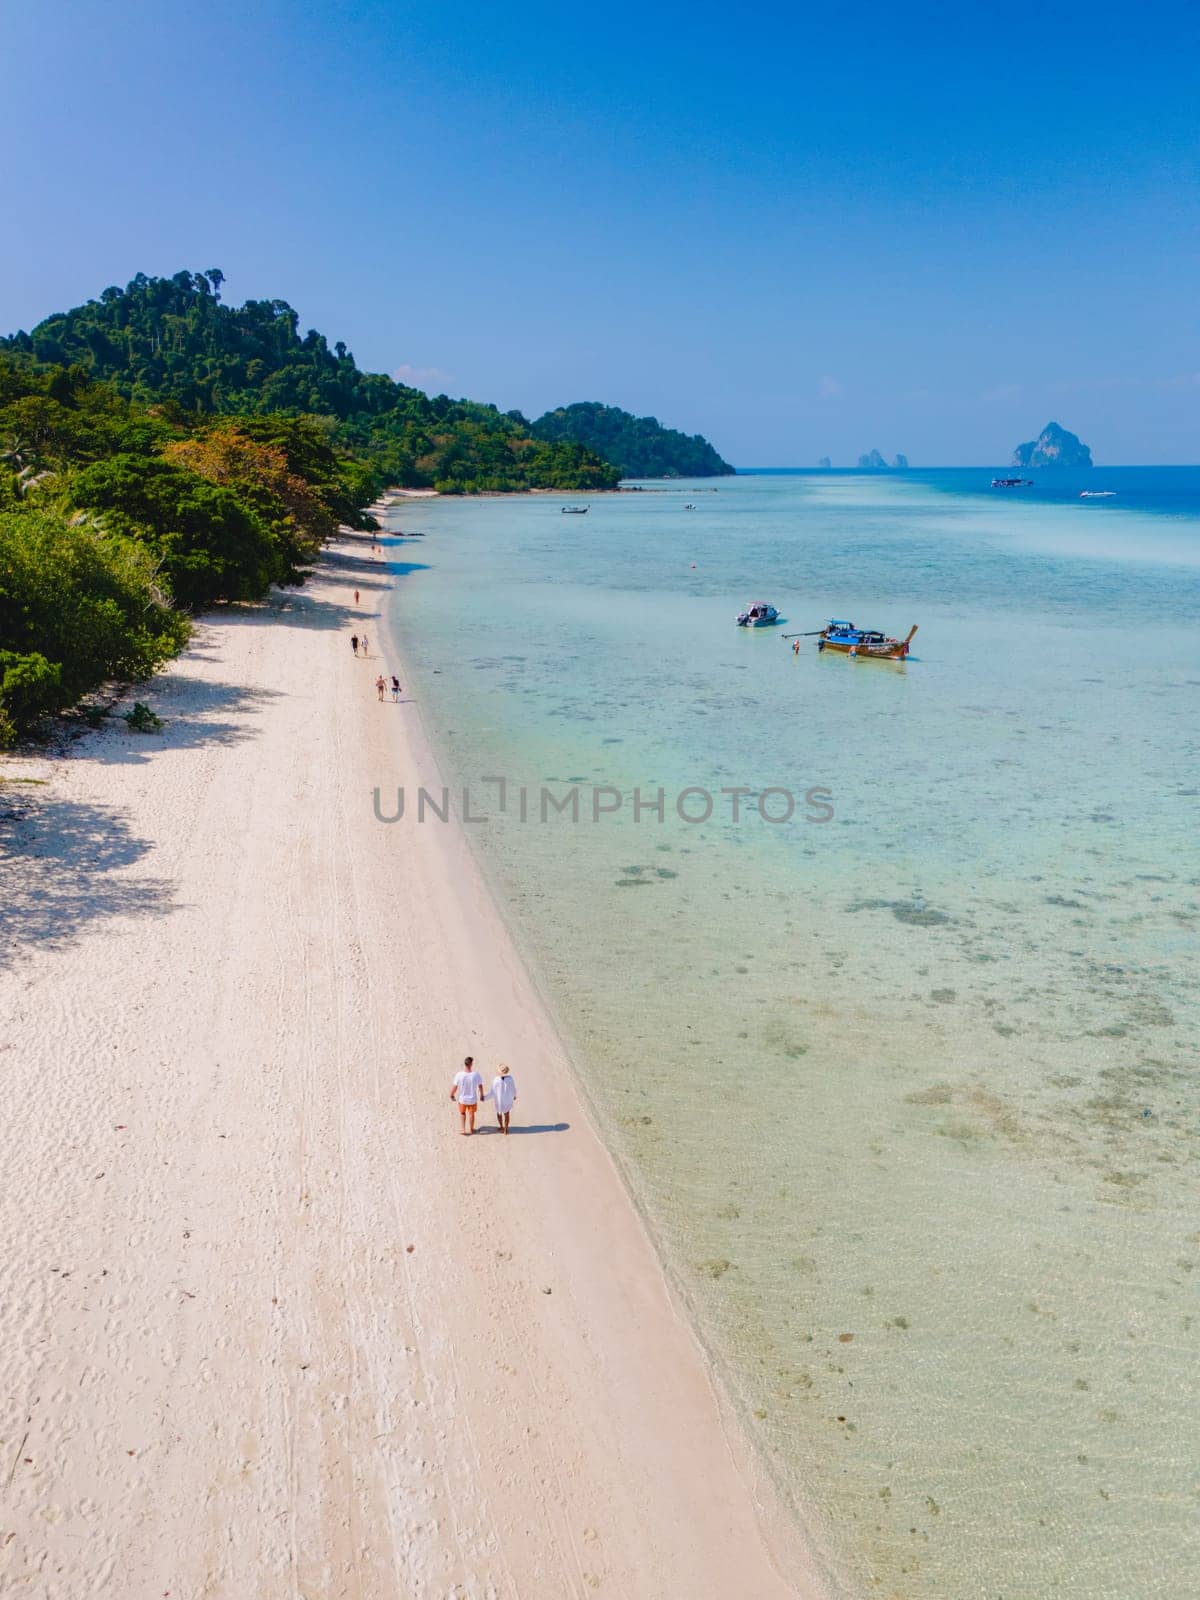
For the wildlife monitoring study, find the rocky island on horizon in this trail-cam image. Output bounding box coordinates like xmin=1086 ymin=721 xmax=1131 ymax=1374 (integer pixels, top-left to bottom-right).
xmin=1012 ymin=421 xmax=1093 ymax=469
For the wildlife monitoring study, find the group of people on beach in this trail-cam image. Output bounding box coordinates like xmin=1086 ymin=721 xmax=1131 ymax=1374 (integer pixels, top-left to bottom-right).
xmin=350 ymin=624 xmax=401 ymax=702
xmin=450 ymin=1056 xmax=517 ymax=1135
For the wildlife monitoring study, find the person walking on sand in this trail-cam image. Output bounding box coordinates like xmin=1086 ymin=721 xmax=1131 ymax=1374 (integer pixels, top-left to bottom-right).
xmin=361 ymin=633 xmax=369 ymax=657
xmin=375 ymin=673 xmax=386 ymax=701
xmin=450 ymin=1055 xmax=485 ymax=1135
xmin=354 ymin=588 xmax=360 ymax=605
xmin=391 ymin=675 xmax=401 ymax=701
xmin=350 ymin=633 xmax=359 ymax=656
xmin=488 ymin=1063 xmax=517 ymax=1134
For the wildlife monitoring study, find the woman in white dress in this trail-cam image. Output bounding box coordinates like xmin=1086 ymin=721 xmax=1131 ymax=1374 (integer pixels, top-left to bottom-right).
xmin=488 ymin=1064 xmax=517 ymax=1135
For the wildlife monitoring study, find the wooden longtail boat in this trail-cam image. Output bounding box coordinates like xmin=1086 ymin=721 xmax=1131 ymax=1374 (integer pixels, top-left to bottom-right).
xmin=816 ymin=620 xmax=918 ymax=660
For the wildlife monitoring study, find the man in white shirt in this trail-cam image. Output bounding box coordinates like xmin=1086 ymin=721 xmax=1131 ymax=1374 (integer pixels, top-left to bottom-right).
xmin=489 ymin=1064 xmax=517 ymax=1135
xmin=450 ymin=1055 xmax=485 ymax=1135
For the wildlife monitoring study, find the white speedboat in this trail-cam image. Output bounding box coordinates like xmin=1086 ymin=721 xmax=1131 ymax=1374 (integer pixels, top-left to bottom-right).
xmin=736 ymin=602 xmax=782 ymax=628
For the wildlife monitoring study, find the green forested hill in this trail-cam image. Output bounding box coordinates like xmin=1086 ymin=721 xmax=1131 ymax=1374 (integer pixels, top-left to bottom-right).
xmin=2 ymin=271 xmax=619 ymax=495
xmin=530 ymin=401 xmax=734 ymax=478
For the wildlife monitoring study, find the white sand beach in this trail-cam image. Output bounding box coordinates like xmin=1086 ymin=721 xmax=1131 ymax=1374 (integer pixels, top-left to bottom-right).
xmin=0 ymin=533 xmax=820 ymax=1598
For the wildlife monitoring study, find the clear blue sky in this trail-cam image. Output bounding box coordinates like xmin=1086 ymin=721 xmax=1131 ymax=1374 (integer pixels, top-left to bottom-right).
xmin=3 ymin=0 xmax=1198 ymax=464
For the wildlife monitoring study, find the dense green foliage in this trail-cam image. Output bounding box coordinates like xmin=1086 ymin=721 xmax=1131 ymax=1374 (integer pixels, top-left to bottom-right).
xmin=0 ymin=504 xmax=189 ymax=746
xmin=3 ymin=271 xmax=620 ymax=494
xmin=0 ymin=349 xmax=374 ymax=743
xmin=67 ymin=455 xmax=281 ymax=610
xmin=529 ymin=401 xmax=734 ymax=478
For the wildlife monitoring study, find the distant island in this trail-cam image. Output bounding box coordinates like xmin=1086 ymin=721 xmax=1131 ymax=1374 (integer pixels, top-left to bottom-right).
xmin=857 ymin=450 xmax=908 ymax=469
xmin=818 ymin=456 xmax=832 ymax=469
xmin=529 ymin=401 xmax=734 ymax=479
xmin=893 ymin=453 xmax=909 ymax=469
xmin=1012 ymin=421 xmax=1093 ymax=469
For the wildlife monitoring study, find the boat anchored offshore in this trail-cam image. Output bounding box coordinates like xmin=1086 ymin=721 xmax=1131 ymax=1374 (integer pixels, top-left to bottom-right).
xmin=1079 ymin=490 xmax=1115 ymax=498
xmin=736 ymin=601 xmax=782 ymax=628
xmin=992 ymin=477 xmax=1032 ymax=488
xmin=816 ymin=619 xmax=917 ymax=660
xmin=561 ymin=504 xmax=590 ymax=514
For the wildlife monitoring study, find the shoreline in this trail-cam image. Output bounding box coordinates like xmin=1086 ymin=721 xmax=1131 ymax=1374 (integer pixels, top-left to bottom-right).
xmin=371 ymin=510 xmax=840 ymax=1588
xmin=0 ymin=527 xmax=826 ymax=1596
xmin=378 ymin=483 xmax=730 ymax=507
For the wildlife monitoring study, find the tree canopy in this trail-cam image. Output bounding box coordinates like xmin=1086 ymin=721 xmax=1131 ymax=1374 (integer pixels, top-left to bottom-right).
xmin=529 ymin=401 xmax=734 ymax=478
xmin=0 ymin=348 xmax=377 ymax=743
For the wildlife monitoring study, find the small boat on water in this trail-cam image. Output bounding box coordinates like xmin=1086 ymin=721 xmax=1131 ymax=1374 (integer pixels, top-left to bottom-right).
xmin=736 ymin=601 xmax=782 ymax=628
xmin=561 ymin=505 xmax=590 ymax=514
xmin=684 ymin=503 xmax=697 ymax=510
xmin=816 ymin=619 xmax=917 ymax=660
xmin=992 ymin=477 xmax=1032 ymax=488
xmin=1079 ymin=490 xmax=1115 ymax=499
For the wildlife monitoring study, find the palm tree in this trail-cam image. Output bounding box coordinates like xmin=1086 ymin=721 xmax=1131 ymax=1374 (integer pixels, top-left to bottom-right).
xmin=1 ymin=433 xmax=56 ymax=497
xmin=0 ymin=431 xmax=33 ymax=476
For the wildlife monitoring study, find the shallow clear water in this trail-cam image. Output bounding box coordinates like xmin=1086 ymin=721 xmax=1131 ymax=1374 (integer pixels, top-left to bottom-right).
xmin=383 ymin=471 xmax=1200 ymax=1599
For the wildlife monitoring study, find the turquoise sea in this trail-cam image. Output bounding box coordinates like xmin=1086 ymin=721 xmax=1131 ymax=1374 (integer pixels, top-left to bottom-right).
xmin=382 ymin=469 xmax=1200 ymax=1599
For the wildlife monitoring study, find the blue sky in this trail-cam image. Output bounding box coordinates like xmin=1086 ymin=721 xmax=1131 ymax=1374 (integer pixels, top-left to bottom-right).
xmin=3 ymin=0 xmax=1198 ymax=464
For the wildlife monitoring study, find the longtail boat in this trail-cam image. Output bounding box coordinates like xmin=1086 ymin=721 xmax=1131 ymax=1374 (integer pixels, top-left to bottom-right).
xmin=816 ymin=620 xmax=918 ymax=660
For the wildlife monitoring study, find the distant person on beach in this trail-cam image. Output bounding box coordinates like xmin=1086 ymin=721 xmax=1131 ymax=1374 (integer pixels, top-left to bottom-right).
xmin=351 ymin=633 xmax=359 ymax=656
xmin=354 ymin=589 xmax=360 ymax=605
xmin=450 ymin=1056 xmax=485 ymax=1135
xmin=361 ymin=633 xmax=369 ymax=657
xmin=375 ymin=674 xmax=386 ymax=701
xmin=488 ymin=1064 xmax=517 ymax=1134
xmin=391 ymin=675 xmax=401 ymax=701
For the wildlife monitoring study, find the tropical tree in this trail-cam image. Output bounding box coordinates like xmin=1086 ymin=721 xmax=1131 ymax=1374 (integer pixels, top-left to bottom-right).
xmin=68 ymin=454 xmax=281 ymax=608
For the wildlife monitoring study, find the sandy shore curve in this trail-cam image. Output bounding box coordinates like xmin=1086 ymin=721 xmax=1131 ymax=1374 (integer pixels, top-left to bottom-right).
xmin=0 ymin=530 xmax=825 ymax=1598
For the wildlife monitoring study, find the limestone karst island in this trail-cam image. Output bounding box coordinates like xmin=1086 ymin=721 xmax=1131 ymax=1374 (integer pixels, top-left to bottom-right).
xmin=1012 ymin=421 xmax=1094 ymax=468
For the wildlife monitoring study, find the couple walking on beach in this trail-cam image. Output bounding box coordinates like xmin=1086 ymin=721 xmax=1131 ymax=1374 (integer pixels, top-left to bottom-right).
xmin=450 ymin=1055 xmax=517 ymax=1135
